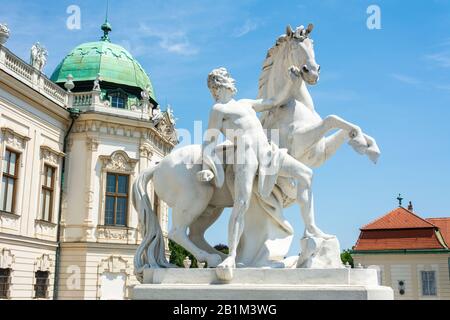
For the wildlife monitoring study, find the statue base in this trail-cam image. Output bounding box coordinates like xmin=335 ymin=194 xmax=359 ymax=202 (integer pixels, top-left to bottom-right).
xmin=131 ymin=268 xmax=393 ymax=300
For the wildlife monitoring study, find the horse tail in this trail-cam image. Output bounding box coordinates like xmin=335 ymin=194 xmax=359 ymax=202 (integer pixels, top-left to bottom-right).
xmin=132 ymin=164 xmax=172 ymax=283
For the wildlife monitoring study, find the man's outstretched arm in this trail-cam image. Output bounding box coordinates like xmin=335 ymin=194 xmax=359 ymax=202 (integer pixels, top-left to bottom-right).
xmin=251 ymin=66 xmax=302 ymax=113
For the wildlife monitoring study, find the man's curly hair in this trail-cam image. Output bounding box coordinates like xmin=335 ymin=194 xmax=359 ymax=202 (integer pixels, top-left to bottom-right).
xmin=207 ymin=67 xmax=237 ymax=95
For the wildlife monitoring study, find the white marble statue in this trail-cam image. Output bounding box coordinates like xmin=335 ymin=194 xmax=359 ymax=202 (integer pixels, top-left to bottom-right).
xmin=140 ymin=87 xmax=151 ymax=115
xmin=151 ymin=105 xmax=164 ymax=125
xmin=199 ymin=67 xmax=335 ymax=280
xmin=93 ymin=73 xmax=102 ymax=91
xmin=132 ymin=24 xmax=380 ymax=283
xmin=30 ymin=42 xmax=48 ymax=72
xmin=0 ymin=23 xmax=10 ymax=45
xmin=167 ymin=106 xmax=176 ymax=125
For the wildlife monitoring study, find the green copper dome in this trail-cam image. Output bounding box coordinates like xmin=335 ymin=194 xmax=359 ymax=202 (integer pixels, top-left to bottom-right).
xmin=50 ymin=26 xmax=156 ymax=103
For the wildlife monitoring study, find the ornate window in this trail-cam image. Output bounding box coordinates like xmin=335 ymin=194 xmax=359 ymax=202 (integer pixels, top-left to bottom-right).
xmin=34 ymin=271 xmax=49 ymax=299
xmin=105 ymin=173 xmax=129 ymax=226
xmin=1 ymin=149 xmax=19 ymax=213
xmin=40 ymin=165 xmax=55 ymax=221
xmin=0 ymin=268 xmax=11 ymax=299
xmin=99 ymin=151 xmax=137 ymax=229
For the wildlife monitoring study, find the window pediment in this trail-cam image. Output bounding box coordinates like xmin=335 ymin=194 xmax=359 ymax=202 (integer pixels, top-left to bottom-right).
xmin=0 ymin=248 xmax=15 ymax=269
xmin=1 ymin=127 xmax=30 ymax=151
xmin=40 ymin=145 xmax=65 ymax=165
xmin=99 ymin=150 xmax=138 ymax=173
xmin=99 ymin=255 xmax=129 ymax=274
xmin=35 ymin=254 xmax=53 ymax=272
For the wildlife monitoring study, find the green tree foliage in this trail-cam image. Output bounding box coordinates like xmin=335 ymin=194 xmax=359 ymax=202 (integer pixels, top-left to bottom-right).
xmin=340 ymin=249 xmax=354 ymax=267
xmin=168 ymin=241 xmax=230 ymax=268
xmin=214 ymin=244 xmax=229 ymax=255
xmin=169 ymin=240 xmax=198 ymax=268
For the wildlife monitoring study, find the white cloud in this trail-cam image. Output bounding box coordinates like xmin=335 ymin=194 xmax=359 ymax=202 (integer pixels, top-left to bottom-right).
xmin=390 ymin=73 xmax=421 ymax=85
xmin=138 ymin=24 xmax=199 ymax=56
xmin=425 ymin=51 xmax=450 ymax=68
xmin=232 ymin=19 xmax=260 ymax=38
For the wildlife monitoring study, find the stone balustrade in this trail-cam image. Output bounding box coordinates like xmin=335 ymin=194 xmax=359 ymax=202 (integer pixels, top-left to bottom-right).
xmin=71 ymin=92 xmax=93 ymax=107
xmin=0 ymin=44 xmax=68 ymax=106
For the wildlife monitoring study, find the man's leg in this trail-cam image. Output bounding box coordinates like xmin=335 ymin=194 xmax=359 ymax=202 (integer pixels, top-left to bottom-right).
xmin=279 ymin=154 xmax=333 ymax=239
xmin=216 ymin=156 xmax=258 ymax=280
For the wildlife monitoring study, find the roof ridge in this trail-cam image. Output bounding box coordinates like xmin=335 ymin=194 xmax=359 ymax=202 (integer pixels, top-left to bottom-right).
xmin=361 ymin=206 xmax=437 ymax=230
xmin=360 ymin=207 xmax=401 ymax=230
xmin=404 ymin=207 xmax=438 ymax=228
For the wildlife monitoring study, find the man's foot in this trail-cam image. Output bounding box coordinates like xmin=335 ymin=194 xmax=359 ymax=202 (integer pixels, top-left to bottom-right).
xmin=216 ymin=256 xmax=235 ymax=281
xmin=304 ymin=226 xmax=335 ymax=240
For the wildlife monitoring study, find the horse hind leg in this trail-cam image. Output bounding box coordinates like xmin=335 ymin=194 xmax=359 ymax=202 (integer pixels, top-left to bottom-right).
xmin=170 ymin=206 xmax=222 ymax=268
xmin=189 ymin=207 xmax=227 ymax=261
xmin=279 ymin=154 xmax=334 ymax=239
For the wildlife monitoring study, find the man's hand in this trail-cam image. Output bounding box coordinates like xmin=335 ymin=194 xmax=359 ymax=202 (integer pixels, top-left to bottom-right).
xmin=288 ymin=65 xmax=302 ymax=82
xmin=197 ymin=170 xmax=215 ymax=182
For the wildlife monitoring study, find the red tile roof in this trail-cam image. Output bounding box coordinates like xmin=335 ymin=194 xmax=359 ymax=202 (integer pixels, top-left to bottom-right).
xmin=353 ymin=207 xmax=450 ymax=251
xmin=361 ymin=207 xmax=436 ymax=230
xmin=427 ymin=218 xmax=450 ymax=247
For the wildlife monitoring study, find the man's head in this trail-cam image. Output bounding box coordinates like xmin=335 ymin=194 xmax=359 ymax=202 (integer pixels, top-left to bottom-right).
xmin=207 ymin=67 xmax=237 ymax=102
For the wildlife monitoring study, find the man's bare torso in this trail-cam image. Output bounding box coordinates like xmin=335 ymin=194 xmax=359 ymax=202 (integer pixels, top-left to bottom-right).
xmin=212 ymin=99 xmax=270 ymax=153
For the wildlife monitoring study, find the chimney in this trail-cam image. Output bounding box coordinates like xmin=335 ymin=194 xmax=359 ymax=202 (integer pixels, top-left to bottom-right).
xmin=408 ymin=201 xmax=414 ymax=212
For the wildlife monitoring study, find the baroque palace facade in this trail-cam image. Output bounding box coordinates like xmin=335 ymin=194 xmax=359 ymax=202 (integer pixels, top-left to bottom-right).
xmin=0 ymin=21 xmax=175 ymax=299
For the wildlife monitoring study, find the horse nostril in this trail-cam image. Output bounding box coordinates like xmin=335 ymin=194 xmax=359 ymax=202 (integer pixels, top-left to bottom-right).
xmin=302 ymin=66 xmax=309 ymax=73
xmin=318 ymin=65 xmax=321 ymax=72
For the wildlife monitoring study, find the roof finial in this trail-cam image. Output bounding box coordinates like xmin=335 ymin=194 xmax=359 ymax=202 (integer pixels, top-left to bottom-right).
xmin=397 ymin=194 xmax=403 ymax=207
xmin=105 ymin=0 xmax=109 ymax=22
xmin=100 ymin=0 xmax=112 ymax=42
xmin=407 ymin=201 xmax=414 ymax=212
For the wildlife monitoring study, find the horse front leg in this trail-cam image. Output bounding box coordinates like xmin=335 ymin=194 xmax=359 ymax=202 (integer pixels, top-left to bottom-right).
xmin=315 ymin=129 xmax=348 ymax=167
xmin=311 ymin=115 xmax=379 ymax=164
xmin=292 ymin=115 xmax=361 ymax=157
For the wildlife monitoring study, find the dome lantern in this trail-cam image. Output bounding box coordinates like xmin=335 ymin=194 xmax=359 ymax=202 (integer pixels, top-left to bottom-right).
xmin=100 ymin=21 xmax=112 ymax=42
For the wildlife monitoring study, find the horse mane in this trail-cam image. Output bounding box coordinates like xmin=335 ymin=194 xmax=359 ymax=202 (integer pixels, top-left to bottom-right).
xmin=258 ymin=34 xmax=289 ymax=99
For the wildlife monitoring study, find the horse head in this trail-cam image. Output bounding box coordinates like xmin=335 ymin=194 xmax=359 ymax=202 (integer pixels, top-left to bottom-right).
xmin=285 ymin=24 xmax=320 ymax=85
xmin=258 ymin=24 xmax=320 ymax=99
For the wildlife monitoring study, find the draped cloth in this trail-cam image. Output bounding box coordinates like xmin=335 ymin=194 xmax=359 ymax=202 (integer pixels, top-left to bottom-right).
xmin=257 ymin=141 xmax=289 ymax=199
xmin=227 ymin=167 xmax=298 ymax=268
xmin=204 ymin=141 xmax=298 ymax=268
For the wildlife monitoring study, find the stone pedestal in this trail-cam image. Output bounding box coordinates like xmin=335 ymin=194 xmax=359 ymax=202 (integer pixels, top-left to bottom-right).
xmin=131 ymin=268 xmax=394 ymax=300
xmin=297 ymin=236 xmax=343 ymax=268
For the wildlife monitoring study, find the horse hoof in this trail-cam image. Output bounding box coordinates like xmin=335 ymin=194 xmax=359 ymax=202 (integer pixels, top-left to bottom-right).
xmin=367 ymin=148 xmax=380 ymax=164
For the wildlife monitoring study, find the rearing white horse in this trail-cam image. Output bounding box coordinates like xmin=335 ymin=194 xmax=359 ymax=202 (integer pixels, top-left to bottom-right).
xmin=259 ymin=24 xmax=380 ymax=168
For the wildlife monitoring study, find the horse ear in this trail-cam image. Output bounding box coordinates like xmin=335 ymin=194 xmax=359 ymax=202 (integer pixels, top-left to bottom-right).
xmin=286 ymin=25 xmax=294 ymax=37
xmin=306 ymin=23 xmax=314 ymax=35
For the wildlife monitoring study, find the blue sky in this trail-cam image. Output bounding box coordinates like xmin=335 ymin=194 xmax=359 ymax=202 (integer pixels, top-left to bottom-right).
xmin=2 ymin=0 xmax=450 ymax=254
